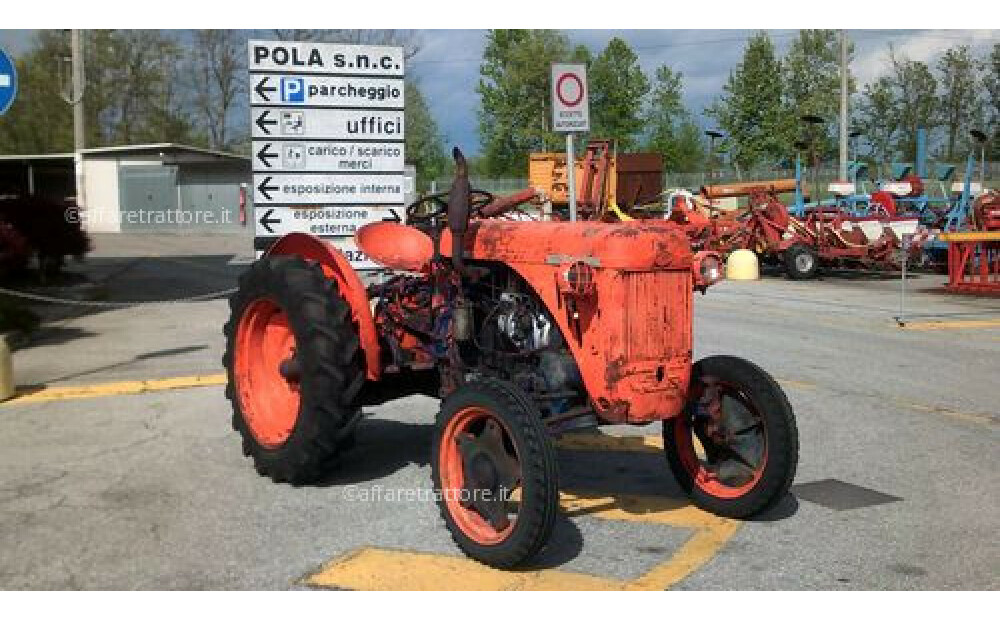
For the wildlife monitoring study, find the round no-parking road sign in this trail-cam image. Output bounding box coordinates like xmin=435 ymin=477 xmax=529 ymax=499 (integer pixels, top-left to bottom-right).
xmin=0 ymin=48 xmax=17 ymax=116
xmin=551 ymin=63 xmax=589 ymax=133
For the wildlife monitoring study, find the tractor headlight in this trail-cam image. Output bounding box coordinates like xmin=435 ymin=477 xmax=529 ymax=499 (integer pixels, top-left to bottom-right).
xmin=562 ymin=261 xmax=596 ymax=297
xmin=693 ymin=251 xmax=723 ymax=289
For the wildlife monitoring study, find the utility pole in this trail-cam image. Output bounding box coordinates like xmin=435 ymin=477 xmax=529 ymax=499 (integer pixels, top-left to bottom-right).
xmin=839 ymin=29 xmax=849 ymax=182
xmin=61 ymin=30 xmax=86 ymax=214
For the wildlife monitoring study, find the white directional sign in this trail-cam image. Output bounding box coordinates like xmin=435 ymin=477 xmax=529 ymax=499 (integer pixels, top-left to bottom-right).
xmin=254 ymin=173 xmax=405 ymax=205
xmin=249 ymin=41 xmax=404 ymax=77
xmin=253 ymin=141 xmax=404 ymax=173
xmin=252 ymin=108 xmax=404 ymax=140
xmin=551 ymin=64 xmax=590 ymax=133
xmin=251 ymin=74 xmax=404 ymax=108
xmin=249 ymin=40 xmax=405 ymax=270
xmin=254 ymin=205 xmax=402 ymax=237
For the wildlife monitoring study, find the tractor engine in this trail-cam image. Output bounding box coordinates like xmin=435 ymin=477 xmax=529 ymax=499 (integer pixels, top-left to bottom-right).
xmin=370 ymin=265 xmax=586 ymax=423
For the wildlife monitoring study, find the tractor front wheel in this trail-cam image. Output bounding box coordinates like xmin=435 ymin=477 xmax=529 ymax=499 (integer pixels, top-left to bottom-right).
xmin=223 ymin=255 xmax=365 ymax=484
xmin=432 ymin=380 xmax=558 ymax=568
xmin=663 ymin=356 xmax=798 ymax=518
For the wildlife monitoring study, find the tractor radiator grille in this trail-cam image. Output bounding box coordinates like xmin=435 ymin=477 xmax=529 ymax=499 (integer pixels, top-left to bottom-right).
xmin=623 ymin=271 xmax=692 ymax=360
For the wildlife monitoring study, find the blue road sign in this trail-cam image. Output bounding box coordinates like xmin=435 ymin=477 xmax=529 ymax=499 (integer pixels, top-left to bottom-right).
xmin=0 ymin=48 xmax=17 ymax=115
xmin=280 ymin=77 xmax=304 ymax=103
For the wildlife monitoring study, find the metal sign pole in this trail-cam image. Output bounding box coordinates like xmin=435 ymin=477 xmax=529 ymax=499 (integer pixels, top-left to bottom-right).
xmin=898 ymin=234 xmax=910 ymax=326
xmin=567 ymin=133 xmax=576 ymax=222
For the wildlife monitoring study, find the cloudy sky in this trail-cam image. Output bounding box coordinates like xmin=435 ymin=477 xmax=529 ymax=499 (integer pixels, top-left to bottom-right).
xmin=2 ymin=29 xmax=996 ymax=155
xmin=407 ymin=29 xmax=998 ymax=155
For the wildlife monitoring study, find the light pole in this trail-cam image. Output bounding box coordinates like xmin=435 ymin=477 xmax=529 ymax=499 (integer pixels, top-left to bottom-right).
xmin=705 ymin=129 xmax=724 ymax=185
xmin=970 ymin=129 xmax=988 ymax=188
xmin=848 ymin=129 xmax=862 ymax=185
xmin=59 ymin=30 xmax=86 ymax=214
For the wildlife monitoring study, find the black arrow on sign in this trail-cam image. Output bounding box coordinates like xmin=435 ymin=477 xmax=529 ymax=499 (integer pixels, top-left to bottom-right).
xmin=256 ymin=143 xmax=278 ymax=168
xmin=257 ymin=176 xmax=279 ymax=201
xmin=258 ymin=208 xmax=281 ymax=234
xmin=255 ymin=110 xmax=277 ymax=135
xmin=381 ymin=208 xmax=401 ymax=223
xmin=255 ymin=77 xmax=276 ymax=102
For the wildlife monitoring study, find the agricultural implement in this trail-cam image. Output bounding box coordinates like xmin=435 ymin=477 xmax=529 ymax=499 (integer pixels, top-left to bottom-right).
xmin=224 ymin=148 xmax=799 ymax=568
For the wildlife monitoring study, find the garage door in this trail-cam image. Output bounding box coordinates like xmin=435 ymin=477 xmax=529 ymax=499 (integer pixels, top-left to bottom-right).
xmin=178 ymin=169 xmax=244 ymax=233
xmin=119 ymin=166 xmax=179 ymax=231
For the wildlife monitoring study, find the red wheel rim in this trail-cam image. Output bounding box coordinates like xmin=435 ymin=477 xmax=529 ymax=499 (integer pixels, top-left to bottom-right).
xmin=674 ymin=379 xmax=767 ymax=499
xmin=438 ymin=406 xmax=521 ymax=545
xmin=234 ymin=298 xmax=301 ymax=448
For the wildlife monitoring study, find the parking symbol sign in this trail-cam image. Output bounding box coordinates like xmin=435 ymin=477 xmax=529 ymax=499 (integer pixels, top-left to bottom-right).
xmin=281 ymin=77 xmax=305 ymax=103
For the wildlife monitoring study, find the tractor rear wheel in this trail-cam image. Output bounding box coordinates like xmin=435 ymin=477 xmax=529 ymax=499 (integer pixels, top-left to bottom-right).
xmin=663 ymin=355 xmax=798 ymax=518
xmin=784 ymin=244 xmax=819 ymax=280
xmin=223 ymin=255 xmax=365 ymax=484
xmin=432 ymin=379 xmax=558 ymax=568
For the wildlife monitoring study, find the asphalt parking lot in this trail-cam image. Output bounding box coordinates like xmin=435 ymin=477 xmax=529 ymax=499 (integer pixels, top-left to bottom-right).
xmin=1 ymin=233 xmax=998 ymax=590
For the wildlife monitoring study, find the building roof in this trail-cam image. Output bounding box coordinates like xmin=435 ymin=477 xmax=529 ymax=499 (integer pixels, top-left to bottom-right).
xmin=0 ymin=143 xmax=248 ymax=163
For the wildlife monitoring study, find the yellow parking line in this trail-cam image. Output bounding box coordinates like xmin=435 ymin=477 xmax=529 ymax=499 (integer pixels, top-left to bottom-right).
xmin=305 ymin=491 xmax=740 ymax=591
xmin=899 ymin=319 xmax=1000 ymax=331
xmin=306 ymin=432 xmax=741 ymax=591
xmin=306 ymin=547 xmax=619 ymax=590
xmin=4 ymin=373 xmax=227 ymax=405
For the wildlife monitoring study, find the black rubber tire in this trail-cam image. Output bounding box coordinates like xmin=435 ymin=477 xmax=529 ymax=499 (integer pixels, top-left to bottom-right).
xmin=663 ymin=355 xmax=798 ymax=518
xmin=431 ymin=379 xmax=559 ymax=568
xmin=223 ymin=255 xmax=365 ymax=484
xmin=784 ymin=244 xmax=819 ymax=280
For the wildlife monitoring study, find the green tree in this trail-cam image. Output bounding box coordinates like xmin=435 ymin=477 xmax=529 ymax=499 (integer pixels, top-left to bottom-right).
xmin=981 ymin=42 xmax=1000 ymax=159
xmin=706 ymin=31 xmax=786 ymax=169
xmin=888 ymin=49 xmax=938 ymax=163
xmin=189 ymin=30 xmax=245 ymax=149
xmin=937 ymin=45 xmax=982 ymax=160
xmin=854 ymin=76 xmax=897 ymax=176
xmin=82 ymin=30 xmax=199 ymax=147
xmin=0 ymin=32 xmax=73 ymax=154
xmin=782 ymin=29 xmax=853 ymax=161
xmin=476 ymin=29 xmax=578 ymax=176
xmin=588 ymin=37 xmax=649 ymax=151
xmin=644 ymin=64 xmax=704 ymax=172
xmin=404 ymin=80 xmax=446 ymax=191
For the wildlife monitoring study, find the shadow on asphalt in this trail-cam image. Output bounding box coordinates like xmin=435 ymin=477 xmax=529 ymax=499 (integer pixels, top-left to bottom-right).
xmin=11 ymin=344 xmax=211 ymax=390
xmin=321 ymin=418 xmax=433 ymax=486
xmin=5 ymin=254 xmax=247 ymax=351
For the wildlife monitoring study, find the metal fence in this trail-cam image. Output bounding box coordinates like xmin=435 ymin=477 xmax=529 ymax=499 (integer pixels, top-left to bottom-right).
xmin=432 ymin=161 xmax=997 ymax=199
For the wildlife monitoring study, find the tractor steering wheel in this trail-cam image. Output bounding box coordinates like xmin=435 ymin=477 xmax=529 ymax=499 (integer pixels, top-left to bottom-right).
xmin=406 ymin=189 xmax=495 ymax=224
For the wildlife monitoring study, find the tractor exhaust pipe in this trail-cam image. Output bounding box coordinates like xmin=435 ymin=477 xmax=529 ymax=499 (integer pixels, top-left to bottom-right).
xmin=448 ymin=147 xmax=471 ymax=276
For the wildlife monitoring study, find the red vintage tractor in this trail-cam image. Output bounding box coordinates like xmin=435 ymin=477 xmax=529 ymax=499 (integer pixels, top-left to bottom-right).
xmin=223 ymin=149 xmax=799 ymax=568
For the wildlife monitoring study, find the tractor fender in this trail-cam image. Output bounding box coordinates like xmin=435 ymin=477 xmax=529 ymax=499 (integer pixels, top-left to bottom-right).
xmin=266 ymin=233 xmax=381 ymax=381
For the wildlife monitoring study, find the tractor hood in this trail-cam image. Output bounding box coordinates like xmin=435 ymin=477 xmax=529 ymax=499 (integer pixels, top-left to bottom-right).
xmin=356 ymin=220 xmax=693 ymax=272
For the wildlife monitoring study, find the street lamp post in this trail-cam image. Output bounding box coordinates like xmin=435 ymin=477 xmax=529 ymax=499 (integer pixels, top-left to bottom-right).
xmin=848 ymin=129 xmax=862 ymax=185
xmin=705 ymin=129 xmax=724 ymax=186
xmin=970 ymin=129 xmax=988 ymax=188
xmin=59 ymin=30 xmax=86 ymax=214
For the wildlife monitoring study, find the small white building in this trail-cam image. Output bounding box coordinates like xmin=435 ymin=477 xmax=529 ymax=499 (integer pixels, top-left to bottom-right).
xmin=0 ymin=143 xmax=250 ymax=233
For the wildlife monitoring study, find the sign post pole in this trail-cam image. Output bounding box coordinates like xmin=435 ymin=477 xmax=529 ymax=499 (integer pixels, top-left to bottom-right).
xmin=551 ymin=63 xmax=589 ymax=222
xmin=567 ymin=133 xmax=576 ymax=222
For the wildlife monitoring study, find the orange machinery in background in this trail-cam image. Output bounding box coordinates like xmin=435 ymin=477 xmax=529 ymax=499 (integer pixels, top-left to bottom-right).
xmin=528 ymin=140 xmax=663 ymax=218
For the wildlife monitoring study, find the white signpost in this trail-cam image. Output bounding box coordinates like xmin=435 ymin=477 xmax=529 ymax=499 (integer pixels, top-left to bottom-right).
xmin=551 ymin=64 xmax=590 ymax=222
xmin=249 ymin=40 xmax=406 ymax=269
